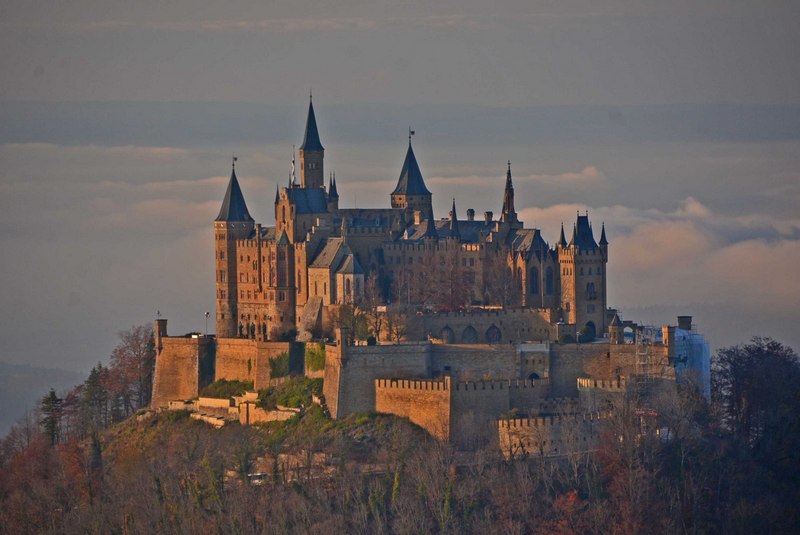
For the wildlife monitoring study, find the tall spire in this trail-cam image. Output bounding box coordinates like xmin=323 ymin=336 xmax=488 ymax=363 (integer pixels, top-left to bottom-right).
xmin=392 ymin=142 xmax=432 ymax=196
xmin=449 ymin=198 xmax=460 ymax=238
xmin=274 ymin=183 xmax=280 ymax=204
xmin=501 ymin=160 xmax=518 ymax=224
xmin=215 ymin=164 xmax=253 ymax=222
xmin=300 ymin=97 xmax=324 ymax=152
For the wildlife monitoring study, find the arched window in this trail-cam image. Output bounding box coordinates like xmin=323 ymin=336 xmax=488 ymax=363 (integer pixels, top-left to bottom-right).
xmin=586 ymin=282 xmax=596 ymax=300
xmin=546 ymin=267 xmax=554 ymax=295
xmin=530 ymin=267 xmax=539 ymax=294
xmin=297 ymin=270 xmax=302 ymax=293
xmin=345 ymin=278 xmax=351 ymax=298
xmin=486 ymin=325 xmax=502 ymax=344
xmin=462 ymin=326 xmax=479 ymax=344
xmin=314 ymin=281 xmax=318 ymax=295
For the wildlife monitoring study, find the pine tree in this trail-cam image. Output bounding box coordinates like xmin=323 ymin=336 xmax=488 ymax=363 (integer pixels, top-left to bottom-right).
xmin=39 ymin=388 xmax=63 ymax=446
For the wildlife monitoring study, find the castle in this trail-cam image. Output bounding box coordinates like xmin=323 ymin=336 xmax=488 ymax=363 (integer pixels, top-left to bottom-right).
xmin=152 ymin=98 xmax=710 ymax=455
xmin=214 ymin=97 xmax=608 ymax=344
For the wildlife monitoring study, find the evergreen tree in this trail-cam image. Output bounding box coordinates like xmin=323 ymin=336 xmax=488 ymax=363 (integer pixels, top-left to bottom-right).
xmin=39 ymin=388 xmax=62 ymax=446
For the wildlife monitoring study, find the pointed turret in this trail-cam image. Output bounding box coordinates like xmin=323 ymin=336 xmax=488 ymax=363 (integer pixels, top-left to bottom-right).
xmin=390 ymin=138 xmax=433 ymax=214
xmin=216 ymin=166 xmax=253 ymax=222
xmin=571 ymin=223 xmax=578 ymax=246
xmin=599 ymin=222 xmax=608 ymax=246
xmin=299 ymin=96 xmax=325 ymax=188
xmin=500 ymin=160 xmax=519 ymax=226
xmin=274 ymin=184 xmax=280 ymax=205
xmin=449 ymin=198 xmax=460 ymax=238
xmin=329 ymin=173 xmax=339 ymax=198
xmin=558 ymin=223 xmax=567 ymax=247
xmin=422 ymin=208 xmax=438 ymax=239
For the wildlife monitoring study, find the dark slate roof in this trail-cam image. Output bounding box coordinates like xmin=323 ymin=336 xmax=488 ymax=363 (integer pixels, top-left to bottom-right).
xmin=310 ymin=238 xmax=343 ymax=268
xmin=610 ymin=313 xmax=623 ymax=327
xmin=337 ymin=251 xmax=364 ymax=275
xmin=569 ymin=214 xmax=599 ymax=249
xmin=300 ymin=99 xmax=324 ymax=151
xmin=392 ymin=143 xmax=432 ymax=196
xmin=215 ymin=169 xmax=253 ymax=222
xmin=286 ymin=187 xmax=328 ymax=214
xmin=508 ymin=228 xmax=549 ymax=254
xmin=599 ymin=223 xmax=608 ymax=245
xmin=336 ymin=208 xmax=397 ymax=229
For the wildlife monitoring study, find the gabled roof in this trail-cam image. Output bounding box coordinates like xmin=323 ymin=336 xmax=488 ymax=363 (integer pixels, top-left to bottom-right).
xmin=300 ymin=99 xmax=324 ymax=152
xmin=392 ymin=143 xmax=432 ymax=196
xmin=336 ymin=252 xmax=364 ymax=275
xmin=569 ymin=214 xmax=599 ymax=249
xmin=310 ymin=238 xmax=344 ymax=268
xmin=610 ymin=313 xmax=623 ymax=327
xmin=215 ymin=168 xmax=253 ymax=222
xmin=508 ymin=228 xmax=549 ymax=255
xmin=285 ymin=187 xmax=328 ymax=214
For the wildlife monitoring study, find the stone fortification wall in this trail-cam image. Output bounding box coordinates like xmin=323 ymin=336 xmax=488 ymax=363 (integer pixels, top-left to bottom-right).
xmin=419 ymin=308 xmax=555 ymax=345
xmin=324 ymin=342 xmax=430 ymax=418
xmin=430 ymin=344 xmax=518 ymax=380
xmin=577 ymin=377 xmax=627 ymax=412
xmin=498 ymin=413 xmax=605 ymax=459
xmin=215 ymin=339 xmax=303 ymax=389
xmin=375 ymin=378 xmax=452 ymax=440
xmin=151 ymin=336 xmax=215 ymax=408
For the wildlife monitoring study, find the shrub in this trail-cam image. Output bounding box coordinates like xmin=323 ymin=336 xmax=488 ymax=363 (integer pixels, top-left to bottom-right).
xmin=558 ymin=334 xmax=576 ymax=344
xmin=269 ymin=352 xmax=291 ymax=378
xmin=305 ymin=342 xmax=326 ymax=371
xmin=258 ymin=377 xmax=323 ymax=410
xmin=200 ymin=379 xmax=253 ymax=398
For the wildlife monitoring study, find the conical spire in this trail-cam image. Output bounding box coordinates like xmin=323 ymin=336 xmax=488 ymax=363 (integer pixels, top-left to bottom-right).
xmin=570 ymin=222 xmax=578 ymax=246
xmin=300 ymin=97 xmax=324 ymax=151
xmin=558 ymin=223 xmax=567 ymax=246
xmin=392 ymin=142 xmax=432 ymax=196
xmin=501 ymin=160 xmax=517 ymax=223
xmin=274 ymin=184 xmax=280 ymax=204
xmin=215 ymin=164 xmax=253 ymax=222
xmin=599 ymin=222 xmax=608 ymax=245
xmin=449 ymin=198 xmax=460 ymax=238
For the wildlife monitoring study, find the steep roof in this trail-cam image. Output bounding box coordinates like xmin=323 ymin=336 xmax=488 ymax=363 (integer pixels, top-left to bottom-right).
xmin=285 ymin=187 xmax=328 ymax=214
xmin=215 ymin=168 xmax=253 ymax=222
xmin=300 ymin=99 xmax=324 ymax=152
xmin=336 ymin=250 xmax=364 ymax=275
xmin=310 ymin=238 xmax=344 ymax=268
xmin=392 ymin=143 xmax=432 ymax=196
xmin=569 ymin=214 xmax=599 ymax=249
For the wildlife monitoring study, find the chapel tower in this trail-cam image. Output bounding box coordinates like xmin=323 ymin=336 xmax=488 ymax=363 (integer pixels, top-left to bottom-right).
xmin=390 ymin=138 xmax=433 ymax=216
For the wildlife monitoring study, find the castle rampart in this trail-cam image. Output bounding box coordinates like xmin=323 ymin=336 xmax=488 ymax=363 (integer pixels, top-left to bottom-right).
xmin=498 ymin=412 xmax=606 ymax=459
xmin=151 ymin=327 xmax=215 ymax=408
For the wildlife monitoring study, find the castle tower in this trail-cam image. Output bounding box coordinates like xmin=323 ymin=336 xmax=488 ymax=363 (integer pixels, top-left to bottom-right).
xmin=299 ymin=96 xmax=324 ymax=189
xmin=558 ymin=213 xmax=607 ymax=338
xmin=268 ymin=229 xmax=296 ymax=339
xmin=390 ymin=137 xmax=433 ymax=216
xmin=214 ymin=160 xmax=255 ymax=338
xmin=500 ymin=161 xmax=520 ymax=228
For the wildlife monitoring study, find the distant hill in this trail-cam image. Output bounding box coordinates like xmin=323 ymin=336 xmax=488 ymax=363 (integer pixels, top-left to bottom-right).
xmin=0 ymin=361 xmax=85 ymax=437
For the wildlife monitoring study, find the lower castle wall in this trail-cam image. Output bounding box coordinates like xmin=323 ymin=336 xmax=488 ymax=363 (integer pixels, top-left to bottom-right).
xmin=375 ymin=378 xmax=452 ymax=441
xmin=498 ymin=413 xmax=605 ymax=459
xmin=418 ymin=309 xmax=555 ymax=345
xmin=215 ymin=339 xmax=302 ymax=389
xmin=324 ymin=343 xmax=430 ymax=418
xmin=151 ymin=337 xmax=215 ymax=408
xmin=430 ymin=344 xmax=518 ymax=380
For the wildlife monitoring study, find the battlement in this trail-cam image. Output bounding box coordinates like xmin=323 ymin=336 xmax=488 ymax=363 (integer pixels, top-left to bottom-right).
xmin=453 ymin=378 xmax=549 ymax=391
xmin=577 ymin=377 xmax=627 ymax=391
xmin=498 ymin=411 xmax=605 ymax=429
xmin=375 ymin=377 xmax=450 ymax=391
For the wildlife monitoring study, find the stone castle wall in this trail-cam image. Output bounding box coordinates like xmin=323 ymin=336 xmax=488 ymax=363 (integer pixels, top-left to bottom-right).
xmin=498 ymin=412 xmax=605 ymax=459
xmin=215 ymin=339 xmax=302 ymax=389
xmin=151 ymin=336 xmax=215 ymax=408
xmin=375 ymin=378 xmax=452 ymax=441
xmin=416 ymin=308 xmax=556 ymax=345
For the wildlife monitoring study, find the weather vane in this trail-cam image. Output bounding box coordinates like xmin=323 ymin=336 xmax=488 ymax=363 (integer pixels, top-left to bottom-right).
xmin=408 ymin=127 xmax=415 ymax=144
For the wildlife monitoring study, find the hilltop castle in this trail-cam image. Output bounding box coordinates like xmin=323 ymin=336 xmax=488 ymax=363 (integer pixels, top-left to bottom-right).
xmin=152 ymin=98 xmax=709 ymax=453
xmin=214 ymin=97 xmax=609 ymax=343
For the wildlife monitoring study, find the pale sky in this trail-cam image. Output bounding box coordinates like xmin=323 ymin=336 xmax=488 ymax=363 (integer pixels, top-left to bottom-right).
xmin=1 ymin=1 xmax=799 ymax=372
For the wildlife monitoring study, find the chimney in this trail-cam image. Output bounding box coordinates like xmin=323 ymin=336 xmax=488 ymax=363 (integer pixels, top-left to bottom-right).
xmin=677 ymin=316 xmax=692 ymax=331
xmin=466 ymin=208 xmax=475 ymax=221
xmin=484 ymin=211 xmax=493 ymax=224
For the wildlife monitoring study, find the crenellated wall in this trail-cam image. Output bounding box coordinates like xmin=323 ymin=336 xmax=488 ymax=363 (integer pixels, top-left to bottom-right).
xmin=498 ymin=412 xmax=606 ymax=459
